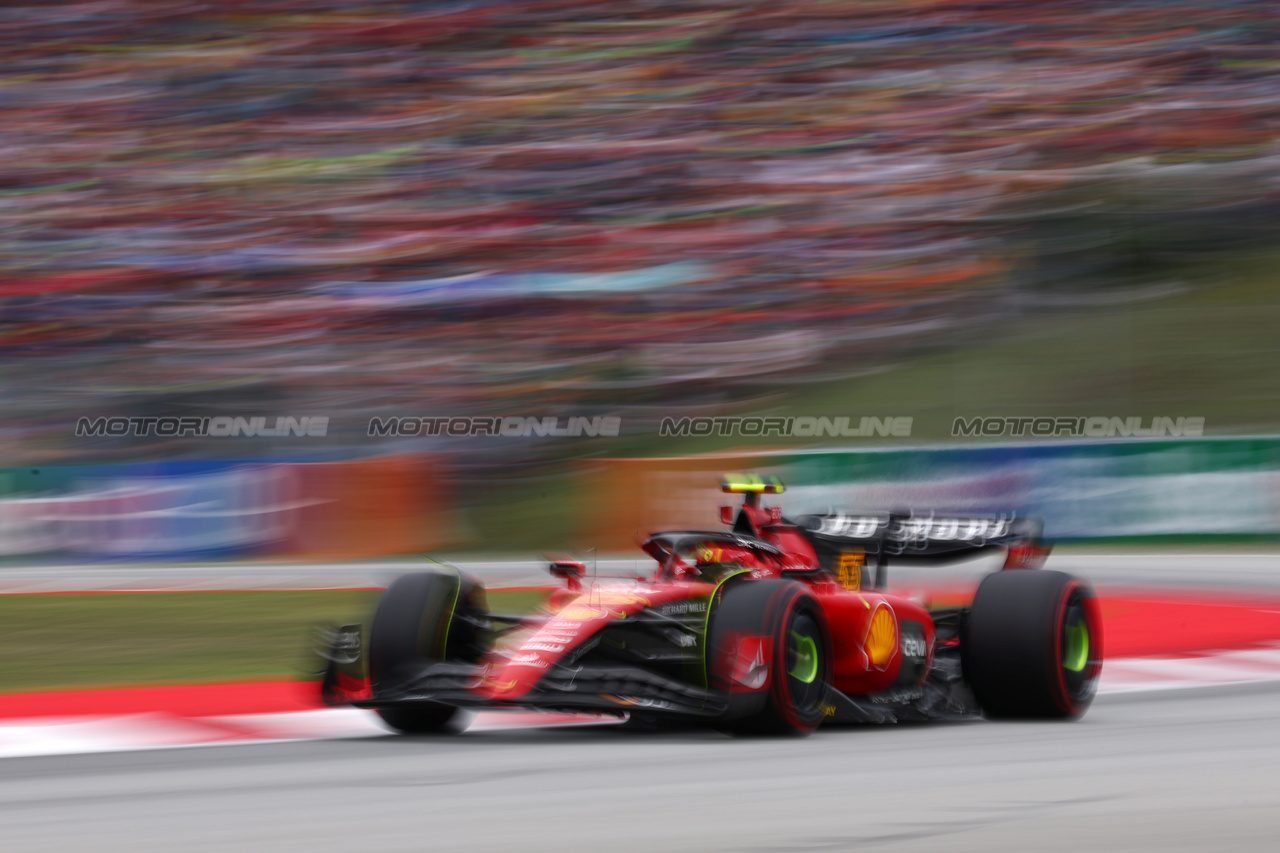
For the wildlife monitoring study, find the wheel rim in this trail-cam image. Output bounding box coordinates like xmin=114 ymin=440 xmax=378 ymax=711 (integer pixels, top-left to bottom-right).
xmin=1060 ymin=592 xmax=1097 ymax=702
xmin=784 ymin=612 xmax=826 ymax=714
xmin=788 ymin=631 xmax=819 ymax=684
xmin=1062 ymin=619 xmax=1089 ymax=673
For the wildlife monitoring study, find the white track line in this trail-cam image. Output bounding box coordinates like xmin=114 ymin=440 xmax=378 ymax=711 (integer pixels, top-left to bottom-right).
xmin=0 ymin=708 xmax=620 ymax=759
xmin=1098 ymin=645 xmax=1280 ymax=693
xmin=3 ymin=649 xmax=1279 ymax=760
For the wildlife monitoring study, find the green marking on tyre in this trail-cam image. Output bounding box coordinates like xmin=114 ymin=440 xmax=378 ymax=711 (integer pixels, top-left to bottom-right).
xmin=423 ymin=558 xmax=463 ymax=659
xmin=789 ymin=631 xmax=819 ymax=684
xmin=699 ymin=569 xmax=750 ymax=689
xmin=1063 ymin=619 xmax=1089 ymax=673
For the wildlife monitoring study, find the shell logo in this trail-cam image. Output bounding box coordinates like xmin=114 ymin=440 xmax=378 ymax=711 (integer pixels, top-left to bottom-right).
xmin=865 ymin=606 xmax=897 ymax=668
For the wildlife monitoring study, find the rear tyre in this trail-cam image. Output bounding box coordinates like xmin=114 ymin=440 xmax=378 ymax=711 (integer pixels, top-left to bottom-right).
xmin=963 ymin=570 xmax=1102 ymax=719
xmin=708 ymin=580 xmax=832 ymax=735
xmin=368 ymin=571 xmax=486 ymax=734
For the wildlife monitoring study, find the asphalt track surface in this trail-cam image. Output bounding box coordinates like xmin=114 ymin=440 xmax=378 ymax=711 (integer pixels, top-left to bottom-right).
xmin=2 ymin=551 xmax=1279 ymax=592
xmin=4 ymin=683 xmax=1280 ymax=852
xmin=5 ymin=552 xmax=1280 ymax=852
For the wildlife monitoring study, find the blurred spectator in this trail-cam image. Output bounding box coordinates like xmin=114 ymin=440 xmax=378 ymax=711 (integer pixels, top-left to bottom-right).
xmin=2 ymin=0 xmax=1279 ymax=461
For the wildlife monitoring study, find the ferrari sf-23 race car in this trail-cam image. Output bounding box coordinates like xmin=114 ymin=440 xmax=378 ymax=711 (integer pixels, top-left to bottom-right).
xmin=318 ymin=475 xmax=1102 ymax=735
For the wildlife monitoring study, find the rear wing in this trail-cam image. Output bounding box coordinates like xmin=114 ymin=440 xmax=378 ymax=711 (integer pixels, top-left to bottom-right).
xmin=794 ymin=512 xmax=1049 ymax=589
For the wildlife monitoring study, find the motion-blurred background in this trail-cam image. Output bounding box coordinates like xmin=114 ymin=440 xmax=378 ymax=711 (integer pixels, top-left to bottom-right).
xmin=3 ymin=0 xmax=1280 ymax=559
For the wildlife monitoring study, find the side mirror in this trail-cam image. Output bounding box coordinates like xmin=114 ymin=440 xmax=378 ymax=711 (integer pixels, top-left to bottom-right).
xmin=549 ymin=560 xmax=585 ymax=591
xmin=719 ymin=505 xmax=734 ymax=525
xmin=1003 ymin=541 xmax=1051 ymax=570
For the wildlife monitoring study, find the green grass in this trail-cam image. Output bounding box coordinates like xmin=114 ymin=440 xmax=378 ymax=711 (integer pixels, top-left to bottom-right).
xmin=0 ymin=588 xmax=548 ymax=694
xmin=629 ymin=252 xmax=1280 ymax=452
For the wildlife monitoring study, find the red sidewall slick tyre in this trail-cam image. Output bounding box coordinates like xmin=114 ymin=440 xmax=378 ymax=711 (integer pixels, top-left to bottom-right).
xmin=963 ymin=570 xmax=1103 ymax=719
xmin=709 ymin=580 xmax=833 ymax=735
xmin=368 ymin=571 xmax=477 ymax=734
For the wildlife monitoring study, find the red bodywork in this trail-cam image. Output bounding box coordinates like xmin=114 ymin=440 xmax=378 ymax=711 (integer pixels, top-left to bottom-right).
xmin=322 ymin=478 xmax=1063 ymax=726
xmin=466 ymin=489 xmax=936 ymax=706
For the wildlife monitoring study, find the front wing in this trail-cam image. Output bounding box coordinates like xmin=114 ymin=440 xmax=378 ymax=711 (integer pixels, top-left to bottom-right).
xmin=356 ymin=659 xmax=728 ymax=718
xmin=321 ymin=626 xmax=979 ymax=725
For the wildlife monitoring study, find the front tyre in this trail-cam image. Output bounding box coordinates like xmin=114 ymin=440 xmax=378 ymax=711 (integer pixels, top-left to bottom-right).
xmin=374 ymin=703 xmax=461 ymax=734
xmin=963 ymin=570 xmax=1103 ymax=719
xmin=367 ymin=571 xmax=486 ymax=734
xmin=709 ymin=580 xmax=833 ymax=735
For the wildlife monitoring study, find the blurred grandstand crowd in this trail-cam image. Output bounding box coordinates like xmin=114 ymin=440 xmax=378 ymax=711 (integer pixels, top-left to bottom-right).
xmin=3 ymin=0 xmax=1280 ymax=462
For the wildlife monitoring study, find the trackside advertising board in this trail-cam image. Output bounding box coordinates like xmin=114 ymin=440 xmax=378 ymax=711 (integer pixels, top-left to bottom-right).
xmin=0 ymin=456 xmax=452 ymax=560
xmin=581 ymin=438 xmax=1280 ymax=549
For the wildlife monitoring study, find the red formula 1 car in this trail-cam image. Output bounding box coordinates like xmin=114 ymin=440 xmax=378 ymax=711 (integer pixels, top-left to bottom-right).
xmin=319 ymin=475 xmax=1102 ymax=734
